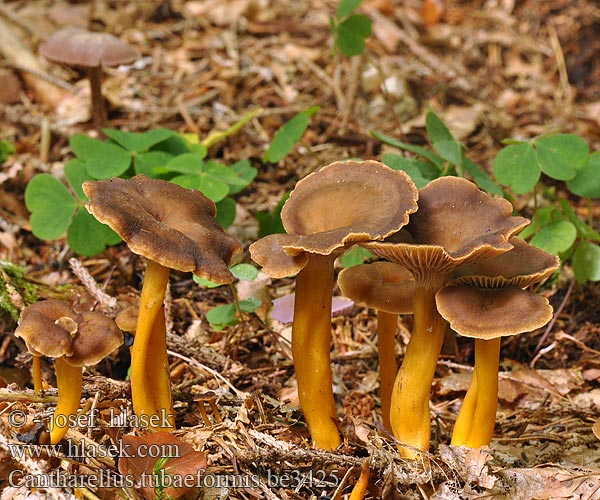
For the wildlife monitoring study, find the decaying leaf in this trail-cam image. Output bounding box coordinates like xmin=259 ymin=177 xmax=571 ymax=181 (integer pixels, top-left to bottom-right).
xmin=118 ymin=432 xmax=207 ymax=499
xmin=439 ymin=445 xmax=496 ymax=489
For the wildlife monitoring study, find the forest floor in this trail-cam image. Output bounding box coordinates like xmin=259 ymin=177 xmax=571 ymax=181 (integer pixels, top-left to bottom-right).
xmin=0 ymin=0 xmax=599 ymax=499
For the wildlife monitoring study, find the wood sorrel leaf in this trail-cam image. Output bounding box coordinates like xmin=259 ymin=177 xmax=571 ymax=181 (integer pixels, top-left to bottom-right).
xmin=134 ymin=151 xmax=174 ymax=177
xmin=567 ymin=151 xmax=600 ymax=198
xmin=67 ymin=209 xmax=121 ymax=256
xmin=337 ymin=0 xmax=363 ymax=18
xmin=572 ymin=241 xmax=600 ymax=283
xmin=70 ymin=134 xmax=132 ymax=179
xmin=535 ymin=134 xmax=589 ymax=181
xmin=25 ymin=174 xmax=77 ymax=240
xmin=215 ymin=197 xmax=236 ymax=228
xmin=64 ymin=158 xmax=92 ymax=200
xmin=231 ymin=263 xmax=259 ymax=281
xmin=493 ymin=142 xmax=539 ymax=194
xmin=206 ymin=303 xmax=238 ymax=328
xmin=102 ymin=128 xmax=174 ymax=152
xmin=529 ymin=220 xmax=577 ymax=255
xmin=338 ymin=14 xmax=371 ymax=56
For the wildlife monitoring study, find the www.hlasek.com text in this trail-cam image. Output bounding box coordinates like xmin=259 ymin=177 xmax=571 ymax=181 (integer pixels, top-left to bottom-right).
xmin=7 ymin=438 xmax=179 ymax=460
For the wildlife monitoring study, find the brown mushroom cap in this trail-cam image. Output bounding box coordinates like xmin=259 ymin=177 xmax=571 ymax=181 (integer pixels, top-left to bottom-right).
xmin=41 ymin=27 xmax=138 ymax=68
xmin=435 ymin=284 xmax=553 ymax=340
xmin=249 ymin=233 xmax=309 ymax=278
xmin=83 ymin=176 xmax=242 ymax=284
xmin=67 ymin=311 xmax=123 ymax=366
xmin=115 ymin=306 xmax=138 ymax=333
xmin=453 ymin=237 xmax=559 ymax=288
xmin=14 ymin=300 xmax=123 ymax=365
xmin=364 ymin=177 xmax=529 ymax=281
xmin=280 ymin=160 xmax=418 ymax=256
xmin=250 ymin=160 xmax=418 ymax=277
xmin=338 ymin=262 xmax=414 ymax=314
xmin=15 ymin=300 xmax=78 ymax=358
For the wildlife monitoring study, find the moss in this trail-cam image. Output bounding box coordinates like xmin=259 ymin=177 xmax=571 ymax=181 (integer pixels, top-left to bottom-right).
xmin=0 ymin=260 xmax=39 ymax=321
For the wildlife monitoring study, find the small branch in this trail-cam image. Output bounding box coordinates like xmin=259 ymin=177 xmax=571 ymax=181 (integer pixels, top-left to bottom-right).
xmin=532 ymin=279 xmax=574 ymax=359
xmin=68 ymin=258 xmax=117 ymax=313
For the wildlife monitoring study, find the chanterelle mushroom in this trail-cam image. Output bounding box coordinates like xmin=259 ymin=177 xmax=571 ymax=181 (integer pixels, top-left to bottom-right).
xmin=41 ymin=26 xmax=138 ymax=129
xmin=338 ymin=262 xmax=414 ymax=432
xmin=436 ymin=237 xmax=558 ymax=448
xmin=363 ymin=177 xmax=529 ymax=458
xmin=250 ymin=160 xmax=418 ymax=449
xmin=84 ymin=175 xmax=241 ymax=430
xmin=15 ymin=300 xmax=122 ymax=444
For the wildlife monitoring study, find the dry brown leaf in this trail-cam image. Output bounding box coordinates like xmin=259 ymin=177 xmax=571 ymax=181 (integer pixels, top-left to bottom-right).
xmin=439 ymin=445 xmax=496 ymax=489
xmin=498 ymin=467 xmax=600 ymax=500
xmin=118 ymin=432 xmax=207 ymax=499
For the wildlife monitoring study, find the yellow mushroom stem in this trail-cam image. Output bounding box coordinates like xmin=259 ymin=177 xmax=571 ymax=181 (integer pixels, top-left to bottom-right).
xmin=32 ymin=355 xmax=43 ymax=394
xmin=390 ymin=285 xmax=447 ymax=459
xmin=130 ymin=259 xmax=175 ymax=429
xmin=50 ymin=357 xmax=82 ymax=444
xmin=292 ymin=253 xmax=340 ymax=450
xmin=460 ymin=337 xmax=501 ymax=448
xmin=376 ymin=310 xmax=398 ymax=433
xmin=450 ymin=371 xmax=478 ymax=446
xmin=348 ymin=459 xmax=371 ymax=500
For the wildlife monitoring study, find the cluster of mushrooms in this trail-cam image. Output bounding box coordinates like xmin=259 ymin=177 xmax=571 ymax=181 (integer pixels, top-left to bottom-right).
xmin=249 ymin=160 xmax=558 ymax=457
xmin=15 ymin=160 xmax=557 ymax=459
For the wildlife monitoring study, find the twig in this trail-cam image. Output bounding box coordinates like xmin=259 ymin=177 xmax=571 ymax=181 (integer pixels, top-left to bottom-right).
xmin=68 ymin=258 xmax=117 ymax=313
xmin=167 ymin=349 xmax=247 ymax=398
xmin=532 ymin=279 xmax=574 ymax=358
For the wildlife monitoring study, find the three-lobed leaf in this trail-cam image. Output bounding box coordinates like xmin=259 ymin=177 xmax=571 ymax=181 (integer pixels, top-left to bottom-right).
xmin=337 ymin=0 xmax=363 ymax=18
xmin=493 ymin=142 xmax=539 ymax=194
xmin=25 ymin=174 xmax=78 ymax=240
xmin=572 ymin=242 xmax=600 ymax=283
xmin=102 ymin=128 xmax=174 ymax=153
xmin=529 ymin=220 xmax=577 ymax=255
xmin=67 ymin=209 xmax=121 ymax=256
xmin=337 ymin=14 xmax=372 ymax=56
xmin=70 ymin=134 xmax=131 ymax=179
xmin=535 ymin=134 xmax=589 ymax=181
xmin=567 ymin=151 xmax=600 ymax=198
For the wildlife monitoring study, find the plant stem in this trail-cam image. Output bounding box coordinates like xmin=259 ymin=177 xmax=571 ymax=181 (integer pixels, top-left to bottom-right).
xmin=131 ymin=260 xmax=175 ymax=429
xmin=50 ymin=358 xmax=82 ymax=444
xmin=389 ymin=285 xmax=447 ymax=458
xmin=377 ymin=310 xmax=398 ymax=433
xmin=464 ymin=337 xmax=500 ymax=448
xmin=292 ymin=254 xmax=340 ymax=449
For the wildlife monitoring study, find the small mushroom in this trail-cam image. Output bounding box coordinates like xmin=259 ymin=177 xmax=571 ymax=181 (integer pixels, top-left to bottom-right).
xmin=363 ymin=177 xmax=529 ymax=458
xmin=40 ymin=27 xmax=138 ymax=129
xmin=436 ymin=237 xmax=558 ymax=448
xmin=250 ymin=160 xmax=418 ymax=449
xmin=84 ymin=175 xmax=241 ymax=430
xmin=337 ymin=262 xmax=414 ymax=432
xmin=194 ymin=391 xmax=222 ymax=427
xmin=14 ymin=300 xmax=122 ymax=444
